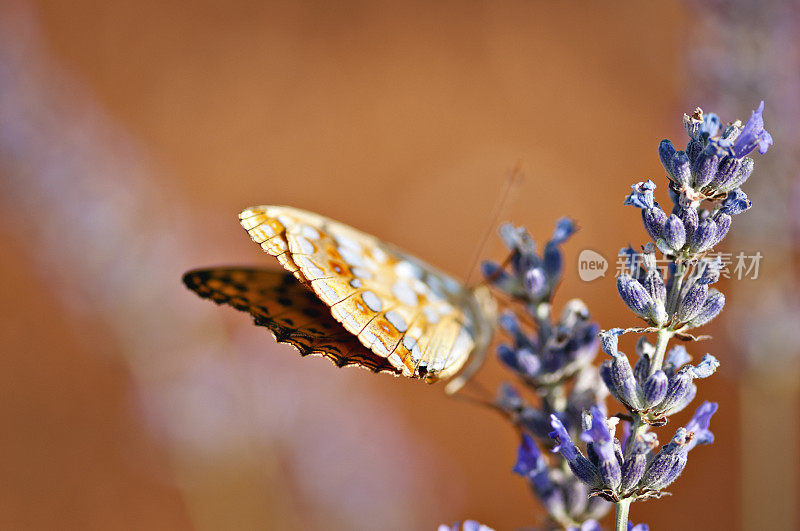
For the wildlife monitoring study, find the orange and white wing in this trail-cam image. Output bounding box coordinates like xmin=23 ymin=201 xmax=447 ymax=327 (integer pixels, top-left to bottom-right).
xmin=238 ymin=205 xmax=495 ymax=382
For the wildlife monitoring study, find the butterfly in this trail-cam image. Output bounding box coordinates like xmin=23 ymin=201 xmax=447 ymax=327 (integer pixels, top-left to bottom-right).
xmin=183 ymin=206 xmax=496 ymax=393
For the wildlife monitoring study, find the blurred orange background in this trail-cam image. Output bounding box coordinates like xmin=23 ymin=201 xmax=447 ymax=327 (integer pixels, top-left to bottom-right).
xmin=1 ymin=1 xmax=796 ymax=530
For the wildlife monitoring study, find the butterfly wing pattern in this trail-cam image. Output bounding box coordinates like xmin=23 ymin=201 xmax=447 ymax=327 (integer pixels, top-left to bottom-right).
xmin=184 ymin=205 xmax=495 ymax=386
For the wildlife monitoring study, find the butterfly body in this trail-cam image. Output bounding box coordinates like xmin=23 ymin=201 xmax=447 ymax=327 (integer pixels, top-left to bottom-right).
xmin=184 ymin=206 xmax=495 ymax=385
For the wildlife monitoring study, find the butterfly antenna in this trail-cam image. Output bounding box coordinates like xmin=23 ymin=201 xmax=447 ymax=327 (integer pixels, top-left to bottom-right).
xmin=464 ymin=162 xmax=524 ymax=288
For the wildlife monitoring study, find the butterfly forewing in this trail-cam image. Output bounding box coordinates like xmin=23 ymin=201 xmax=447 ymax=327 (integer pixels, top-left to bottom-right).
xmin=234 ymin=206 xmax=494 ymax=382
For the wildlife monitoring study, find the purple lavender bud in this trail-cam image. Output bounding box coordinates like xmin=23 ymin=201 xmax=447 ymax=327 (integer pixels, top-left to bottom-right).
xmin=543 ymin=242 xmax=562 ymax=286
xmin=671 ymin=152 xmax=691 ymax=186
xmin=617 ymin=276 xmax=654 ymax=319
xmin=687 ymin=289 xmax=725 ymax=328
xmin=720 ymin=188 xmax=752 ymax=216
xmin=659 ymin=140 xmax=690 ymax=185
xmin=602 ymin=351 xmax=644 ymax=411
xmin=619 ymin=431 xmax=655 ymax=492
xmin=643 ymin=370 xmax=668 ymax=408
xmin=675 ymin=206 xmax=698 ymax=241
xmin=656 ymin=370 xmax=694 ymax=414
xmin=663 ymin=384 xmax=697 ymax=417
xmin=658 ymin=139 xmax=676 ymax=173
xmin=600 ymin=362 xmax=623 ymax=404
xmin=633 ymin=355 xmax=650 ymax=387
xmin=549 ymin=415 xmax=603 ymax=488
xmin=686 ymin=138 xmax=703 ymax=164
xmin=497 ymin=344 xmax=518 ymax=369
xmin=580 ymin=407 xmax=621 ymax=490
xmin=731 ymin=101 xmax=773 ymax=158
xmin=724 ymin=157 xmax=754 ymax=191
xmin=640 ymin=429 xmax=690 ymax=491
xmin=709 ymin=156 xmax=740 ymax=190
xmin=516 ymin=350 xmax=541 ymax=376
xmin=642 ymin=208 xmax=667 ymax=241
xmin=691 ymin=147 xmax=720 ymax=188
xmin=688 ymin=218 xmax=717 ymax=252
xmin=712 ymin=212 xmax=732 ymax=244
xmin=629 ymin=523 xmax=650 ymax=531
xmin=526 ymin=268 xmax=547 ymax=297
xmin=698 ymin=258 xmax=722 ymax=285
xmin=663 ymin=215 xmax=686 ymax=250
xmin=641 ymin=269 xmax=666 ymax=305
xmin=676 ymin=283 xmax=708 ymax=323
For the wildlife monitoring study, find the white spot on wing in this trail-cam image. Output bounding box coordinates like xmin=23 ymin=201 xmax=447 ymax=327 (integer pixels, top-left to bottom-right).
xmin=361 ymin=330 xmax=378 ymax=346
xmin=371 ymin=246 xmax=388 ymax=263
xmin=294 ymin=235 xmax=314 ymax=255
xmin=362 ymin=291 xmax=383 ymax=312
xmin=339 ymin=246 xmax=366 ymax=267
xmin=385 ymin=310 xmax=408 ymax=332
xmin=388 ymin=352 xmax=403 ymax=366
xmin=351 ymin=266 xmax=374 ymax=279
xmin=301 ymin=225 xmax=321 ymax=240
xmin=392 ymin=281 xmax=418 ymax=306
xmin=403 ymin=336 xmax=422 ymax=361
xmin=295 ymin=255 xmax=325 ymax=278
xmin=371 ymin=337 xmax=390 ymax=356
xmin=395 ymin=261 xmax=423 ymax=279
xmin=335 ymin=234 xmax=362 ymax=251
xmin=315 ymin=280 xmax=339 ymax=303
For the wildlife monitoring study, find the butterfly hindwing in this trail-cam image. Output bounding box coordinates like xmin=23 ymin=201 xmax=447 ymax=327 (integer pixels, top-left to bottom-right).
xmin=182 ymin=267 xmax=401 ymax=375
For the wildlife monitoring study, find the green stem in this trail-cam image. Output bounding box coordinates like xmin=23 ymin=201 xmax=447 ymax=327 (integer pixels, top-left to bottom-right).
xmin=649 ymin=328 xmax=674 ymax=376
xmin=615 ymin=498 xmax=632 ymax=531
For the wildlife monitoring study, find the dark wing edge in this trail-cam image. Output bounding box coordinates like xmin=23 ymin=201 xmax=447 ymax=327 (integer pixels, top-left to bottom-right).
xmin=181 ymin=267 xmax=402 ymax=376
